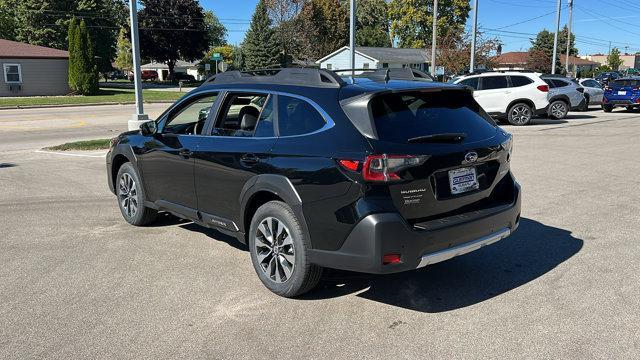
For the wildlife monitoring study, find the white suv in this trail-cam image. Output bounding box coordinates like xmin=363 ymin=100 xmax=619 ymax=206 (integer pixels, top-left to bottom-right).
xmin=454 ymin=72 xmax=550 ymax=125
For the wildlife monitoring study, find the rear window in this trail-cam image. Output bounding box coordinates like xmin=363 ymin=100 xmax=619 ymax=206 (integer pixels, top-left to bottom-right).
xmin=481 ymin=76 xmax=508 ymax=90
xmin=612 ymin=79 xmax=640 ymax=88
xmin=510 ymin=76 xmax=533 ymax=87
xmin=369 ymin=91 xmax=497 ymax=143
xmin=458 ymin=77 xmax=479 ymax=90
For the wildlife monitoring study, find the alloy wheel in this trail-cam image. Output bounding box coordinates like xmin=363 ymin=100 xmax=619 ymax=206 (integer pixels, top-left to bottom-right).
xmin=510 ymin=105 xmax=531 ymax=125
xmin=551 ymin=102 xmax=567 ymax=119
xmin=254 ymin=217 xmax=295 ymax=283
xmin=118 ymin=173 xmax=138 ymax=218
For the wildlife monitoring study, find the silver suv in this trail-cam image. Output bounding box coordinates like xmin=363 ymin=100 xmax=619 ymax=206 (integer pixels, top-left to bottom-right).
xmin=541 ymin=75 xmax=587 ymax=119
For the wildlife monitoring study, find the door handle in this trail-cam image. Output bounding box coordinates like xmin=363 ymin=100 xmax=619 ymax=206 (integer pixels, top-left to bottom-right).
xmin=240 ymin=154 xmax=259 ymax=166
xmin=178 ymin=148 xmax=193 ymax=159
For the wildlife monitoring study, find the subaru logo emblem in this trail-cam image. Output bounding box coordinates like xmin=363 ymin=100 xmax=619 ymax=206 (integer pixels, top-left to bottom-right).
xmin=465 ymin=152 xmax=479 ymax=163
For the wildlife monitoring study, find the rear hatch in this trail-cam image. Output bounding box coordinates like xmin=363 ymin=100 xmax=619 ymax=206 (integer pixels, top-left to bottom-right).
xmin=605 ymin=79 xmax=640 ymax=103
xmin=342 ymin=88 xmax=515 ymax=225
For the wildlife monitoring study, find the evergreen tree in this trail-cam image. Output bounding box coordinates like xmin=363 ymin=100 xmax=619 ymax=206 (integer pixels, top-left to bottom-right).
xmin=356 ymin=0 xmax=391 ymax=47
xmin=243 ymin=0 xmax=280 ymax=70
xmin=68 ymin=17 xmax=79 ymax=92
xmin=75 ymin=20 xmax=99 ymax=95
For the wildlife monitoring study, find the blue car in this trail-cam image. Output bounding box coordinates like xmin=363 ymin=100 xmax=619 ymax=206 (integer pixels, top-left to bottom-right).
xmin=603 ymin=77 xmax=640 ymax=112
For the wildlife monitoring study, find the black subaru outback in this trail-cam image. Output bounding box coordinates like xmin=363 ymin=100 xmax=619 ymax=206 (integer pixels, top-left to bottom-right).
xmin=107 ymin=68 xmax=521 ymax=297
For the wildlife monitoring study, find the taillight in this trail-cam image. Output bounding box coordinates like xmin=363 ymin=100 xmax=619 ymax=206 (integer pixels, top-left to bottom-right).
xmin=636 ymin=98 xmax=640 ymax=104
xmin=382 ymin=254 xmax=402 ymax=265
xmin=537 ymin=85 xmax=549 ymax=92
xmin=338 ymin=154 xmax=429 ymax=183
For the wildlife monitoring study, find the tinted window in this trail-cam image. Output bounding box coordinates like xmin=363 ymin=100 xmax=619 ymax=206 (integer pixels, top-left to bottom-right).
xmin=278 ymin=96 xmax=326 ymax=136
xmin=552 ymin=79 xmax=570 ymax=88
xmin=163 ymin=94 xmax=218 ymax=135
xmin=459 ymin=77 xmax=479 ymax=90
xmin=481 ymin=76 xmax=508 ymax=90
xmin=212 ymin=93 xmax=269 ymax=137
xmin=254 ymin=96 xmax=275 ymax=137
xmin=510 ymin=76 xmax=533 ymax=87
xmin=370 ymin=91 xmax=497 ymax=144
xmin=612 ymin=79 xmax=640 ymax=88
xmin=543 ymin=79 xmax=557 ymax=88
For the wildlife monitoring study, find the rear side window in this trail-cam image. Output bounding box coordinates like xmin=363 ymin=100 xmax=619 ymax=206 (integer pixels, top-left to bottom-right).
xmin=552 ymin=79 xmax=570 ymax=88
xmin=458 ymin=77 xmax=479 ymax=90
xmin=277 ymin=96 xmax=326 ymax=136
xmin=480 ymin=76 xmax=508 ymax=90
xmin=510 ymin=76 xmax=533 ymax=87
xmin=369 ymin=91 xmax=497 ymax=144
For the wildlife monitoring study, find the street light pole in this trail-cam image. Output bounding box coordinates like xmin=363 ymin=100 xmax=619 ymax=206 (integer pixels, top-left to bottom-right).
xmin=349 ymin=0 xmax=356 ymax=80
xmin=470 ymin=0 xmax=479 ymax=73
xmin=566 ymin=0 xmax=574 ymax=75
xmin=127 ymin=0 xmax=148 ymax=131
xmin=551 ymin=0 xmax=562 ymax=75
xmin=431 ymin=0 xmax=438 ymax=78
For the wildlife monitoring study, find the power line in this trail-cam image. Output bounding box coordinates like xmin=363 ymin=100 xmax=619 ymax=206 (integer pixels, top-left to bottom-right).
xmin=494 ymin=8 xmax=563 ymax=30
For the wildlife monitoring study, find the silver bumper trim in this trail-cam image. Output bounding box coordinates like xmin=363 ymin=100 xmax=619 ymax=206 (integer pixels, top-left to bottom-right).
xmin=417 ymin=227 xmax=512 ymax=268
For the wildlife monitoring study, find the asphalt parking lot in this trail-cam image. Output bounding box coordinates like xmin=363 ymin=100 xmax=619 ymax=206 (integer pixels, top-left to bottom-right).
xmin=1 ymin=105 xmax=639 ymax=359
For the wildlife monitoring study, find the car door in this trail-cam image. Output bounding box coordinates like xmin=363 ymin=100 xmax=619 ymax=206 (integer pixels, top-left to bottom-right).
xmin=477 ymin=76 xmax=510 ymax=114
xmin=194 ymin=91 xmax=277 ymax=230
xmin=136 ymin=92 xmax=219 ymax=217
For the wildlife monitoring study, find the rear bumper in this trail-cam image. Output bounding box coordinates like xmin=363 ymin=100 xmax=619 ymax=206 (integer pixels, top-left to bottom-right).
xmin=604 ymin=98 xmax=640 ymax=107
xmin=309 ymin=183 xmax=522 ymax=274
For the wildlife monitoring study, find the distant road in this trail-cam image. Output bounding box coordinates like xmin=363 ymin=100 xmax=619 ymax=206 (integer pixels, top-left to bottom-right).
xmin=0 ymin=103 xmax=171 ymax=152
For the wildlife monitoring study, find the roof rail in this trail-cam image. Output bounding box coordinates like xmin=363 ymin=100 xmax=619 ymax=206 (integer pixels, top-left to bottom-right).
xmin=332 ymin=68 xmax=434 ymax=82
xmin=202 ymin=68 xmax=346 ymax=88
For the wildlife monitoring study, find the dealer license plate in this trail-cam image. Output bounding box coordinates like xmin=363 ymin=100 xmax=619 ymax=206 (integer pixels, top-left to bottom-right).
xmin=448 ymin=167 xmax=479 ymax=195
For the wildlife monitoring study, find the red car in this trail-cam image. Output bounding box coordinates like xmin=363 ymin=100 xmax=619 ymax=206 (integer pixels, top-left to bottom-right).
xmin=128 ymin=70 xmax=158 ymax=82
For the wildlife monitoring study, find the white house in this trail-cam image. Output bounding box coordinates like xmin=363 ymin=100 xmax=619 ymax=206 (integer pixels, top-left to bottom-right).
xmin=140 ymin=60 xmax=202 ymax=81
xmin=316 ymin=46 xmax=431 ymax=73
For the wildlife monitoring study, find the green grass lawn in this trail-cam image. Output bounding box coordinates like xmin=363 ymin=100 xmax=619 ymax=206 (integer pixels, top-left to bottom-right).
xmin=46 ymin=139 xmax=111 ymax=151
xmin=0 ymin=88 xmax=185 ymax=107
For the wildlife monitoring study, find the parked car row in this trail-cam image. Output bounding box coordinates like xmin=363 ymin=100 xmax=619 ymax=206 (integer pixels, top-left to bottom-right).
xmin=451 ymin=71 xmax=637 ymax=125
xmin=125 ymin=70 xmax=196 ymax=82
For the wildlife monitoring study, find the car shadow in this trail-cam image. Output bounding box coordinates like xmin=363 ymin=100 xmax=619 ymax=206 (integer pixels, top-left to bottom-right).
xmin=302 ymin=218 xmax=583 ymax=313
xmin=0 ymin=163 xmax=17 ymax=169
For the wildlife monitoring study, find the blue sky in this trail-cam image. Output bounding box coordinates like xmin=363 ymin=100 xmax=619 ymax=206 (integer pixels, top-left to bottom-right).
xmin=203 ymin=0 xmax=639 ymax=55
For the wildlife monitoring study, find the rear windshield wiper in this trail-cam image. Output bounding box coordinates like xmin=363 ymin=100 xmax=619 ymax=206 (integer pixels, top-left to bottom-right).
xmin=407 ymin=133 xmax=467 ymax=144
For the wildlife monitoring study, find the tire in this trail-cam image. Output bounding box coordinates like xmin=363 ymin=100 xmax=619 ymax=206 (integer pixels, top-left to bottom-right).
xmin=626 ymin=106 xmax=635 ymax=112
xmin=116 ymin=162 xmax=158 ymax=226
xmin=507 ymin=102 xmax=533 ymax=126
xmin=548 ymin=100 xmax=569 ymax=119
xmin=603 ymin=105 xmax=613 ymax=113
xmin=248 ymin=201 xmax=322 ymax=297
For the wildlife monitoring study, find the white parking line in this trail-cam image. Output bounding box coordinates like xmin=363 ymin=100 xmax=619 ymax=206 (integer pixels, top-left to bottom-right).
xmin=34 ymin=149 xmax=107 ymax=158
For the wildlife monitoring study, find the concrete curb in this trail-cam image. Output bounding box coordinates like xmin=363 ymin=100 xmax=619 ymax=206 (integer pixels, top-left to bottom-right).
xmin=0 ymin=101 xmax=176 ymax=111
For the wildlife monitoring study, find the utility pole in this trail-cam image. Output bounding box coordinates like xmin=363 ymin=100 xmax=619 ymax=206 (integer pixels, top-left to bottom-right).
xmin=127 ymin=0 xmax=148 ymax=131
xmin=349 ymin=0 xmax=356 ymax=79
xmin=565 ymin=0 xmax=574 ymax=75
xmin=431 ymin=0 xmax=438 ymax=78
xmin=551 ymin=0 xmax=562 ymax=74
xmin=470 ymin=0 xmax=479 ymax=73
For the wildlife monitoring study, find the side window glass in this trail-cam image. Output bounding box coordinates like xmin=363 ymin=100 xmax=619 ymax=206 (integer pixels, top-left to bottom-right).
xmin=544 ymin=79 xmax=556 ymax=88
xmin=459 ymin=77 xmax=479 ymax=90
xmin=510 ymin=76 xmax=533 ymax=87
xmin=278 ymin=96 xmax=326 ymax=137
xmin=254 ymin=96 xmax=275 ymax=137
xmin=481 ymin=76 xmax=508 ymax=90
xmin=552 ymin=79 xmax=569 ymax=88
xmin=163 ymin=94 xmax=218 ymax=135
xmin=212 ymin=93 xmax=269 ymax=137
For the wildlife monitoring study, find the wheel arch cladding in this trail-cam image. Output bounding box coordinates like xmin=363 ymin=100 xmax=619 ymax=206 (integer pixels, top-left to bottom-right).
xmin=239 ymin=174 xmax=311 ymax=246
xmin=549 ymin=95 xmax=570 ymax=106
xmin=508 ymin=98 xmax=536 ymax=112
xmin=111 ymin=154 xmax=131 ymax=191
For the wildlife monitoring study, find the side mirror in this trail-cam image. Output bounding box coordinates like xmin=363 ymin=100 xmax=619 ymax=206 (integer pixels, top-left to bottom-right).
xmin=140 ymin=121 xmax=157 ymax=136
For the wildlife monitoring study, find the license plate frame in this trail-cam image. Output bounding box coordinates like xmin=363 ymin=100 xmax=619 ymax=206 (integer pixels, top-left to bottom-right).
xmin=448 ymin=167 xmax=480 ymax=195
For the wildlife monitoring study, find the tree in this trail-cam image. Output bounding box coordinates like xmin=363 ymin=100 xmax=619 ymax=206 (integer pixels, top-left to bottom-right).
xmin=69 ymin=20 xmax=99 ymax=95
xmin=530 ymin=30 xmax=561 ymax=73
xmin=356 ymin=0 xmax=391 ymax=47
xmin=296 ymin=0 xmax=348 ymax=62
xmin=608 ymin=48 xmax=623 ymax=71
xmin=114 ymin=28 xmax=133 ymax=73
xmin=388 ymin=0 xmax=471 ymax=48
xmin=202 ymin=45 xmax=236 ymax=74
xmin=204 ymin=10 xmax=227 ymax=48
xmin=243 ymin=0 xmax=280 ymax=69
xmin=265 ymin=0 xmax=306 ymax=67
xmin=527 ymin=48 xmax=553 ymax=73
xmin=0 ymin=0 xmax=16 ymax=40
xmin=438 ymin=29 xmax=500 ymax=74
xmin=138 ymin=0 xmax=210 ymax=80
xmin=68 ymin=17 xmax=79 ymax=91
